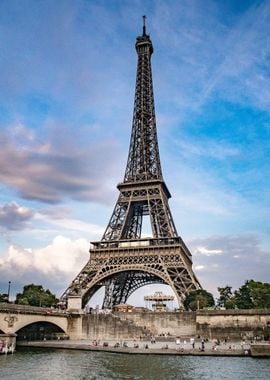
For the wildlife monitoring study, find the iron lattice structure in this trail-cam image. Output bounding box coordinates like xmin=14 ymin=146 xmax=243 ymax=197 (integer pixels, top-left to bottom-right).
xmin=61 ymin=18 xmax=201 ymax=309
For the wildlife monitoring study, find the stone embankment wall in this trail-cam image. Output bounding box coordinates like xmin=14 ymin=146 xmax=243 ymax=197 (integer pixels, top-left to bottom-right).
xmin=250 ymin=344 xmax=270 ymax=357
xmin=80 ymin=309 xmax=270 ymax=341
xmin=113 ymin=311 xmax=197 ymax=337
xmin=81 ymin=313 xmax=152 ymax=340
xmin=196 ymin=309 xmax=270 ymax=340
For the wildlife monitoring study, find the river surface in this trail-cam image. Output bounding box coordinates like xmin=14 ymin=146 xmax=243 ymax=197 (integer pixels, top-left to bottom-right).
xmin=0 ymin=348 xmax=270 ymax=380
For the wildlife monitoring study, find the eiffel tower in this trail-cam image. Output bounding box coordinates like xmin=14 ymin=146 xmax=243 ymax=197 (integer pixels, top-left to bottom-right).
xmin=61 ymin=17 xmax=201 ymax=310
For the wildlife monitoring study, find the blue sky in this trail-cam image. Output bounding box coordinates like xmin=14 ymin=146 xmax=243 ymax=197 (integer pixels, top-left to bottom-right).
xmin=0 ymin=0 xmax=269 ymax=306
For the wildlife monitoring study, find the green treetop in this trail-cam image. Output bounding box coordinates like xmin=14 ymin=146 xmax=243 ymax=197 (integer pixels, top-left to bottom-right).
xmin=15 ymin=284 xmax=59 ymax=307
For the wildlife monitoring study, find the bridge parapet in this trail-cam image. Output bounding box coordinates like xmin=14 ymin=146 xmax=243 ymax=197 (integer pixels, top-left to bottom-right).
xmin=0 ymin=303 xmax=68 ymax=317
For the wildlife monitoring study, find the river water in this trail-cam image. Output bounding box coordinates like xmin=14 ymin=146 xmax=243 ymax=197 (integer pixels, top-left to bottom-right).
xmin=0 ymin=348 xmax=270 ymax=380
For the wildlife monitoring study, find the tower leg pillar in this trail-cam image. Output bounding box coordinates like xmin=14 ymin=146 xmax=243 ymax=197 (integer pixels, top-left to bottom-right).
xmin=67 ymin=295 xmax=82 ymax=312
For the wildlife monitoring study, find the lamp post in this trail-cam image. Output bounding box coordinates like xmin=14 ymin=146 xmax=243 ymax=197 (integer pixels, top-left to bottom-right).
xmin=7 ymin=281 xmax=11 ymax=302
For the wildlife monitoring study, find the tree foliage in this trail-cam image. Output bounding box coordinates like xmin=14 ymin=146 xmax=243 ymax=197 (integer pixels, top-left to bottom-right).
xmin=217 ymin=280 xmax=270 ymax=309
xmin=15 ymin=284 xmax=59 ymax=307
xmin=184 ymin=289 xmax=215 ymax=311
xmin=217 ymin=285 xmax=234 ymax=309
xmin=0 ymin=293 xmax=9 ymax=303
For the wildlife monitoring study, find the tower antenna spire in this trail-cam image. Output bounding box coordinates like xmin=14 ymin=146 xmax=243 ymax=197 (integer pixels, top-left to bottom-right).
xmin=142 ymin=15 xmax=146 ymax=35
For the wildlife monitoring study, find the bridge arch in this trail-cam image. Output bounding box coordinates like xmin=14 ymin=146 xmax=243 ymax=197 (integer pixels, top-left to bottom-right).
xmin=16 ymin=321 xmax=67 ymax=341
xmin=13 ymin=315 xmax=68 ymax=337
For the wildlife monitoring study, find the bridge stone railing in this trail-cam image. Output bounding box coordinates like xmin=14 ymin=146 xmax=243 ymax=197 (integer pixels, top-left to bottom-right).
xmin=0 ymin=302 xmax=68 ymax=316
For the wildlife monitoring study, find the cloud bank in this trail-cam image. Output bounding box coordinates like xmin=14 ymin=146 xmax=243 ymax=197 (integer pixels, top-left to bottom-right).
xmin=0 ymin=122 xmax=122 ymax=204
xmin=190 ymin=233 xmax=270 ymax=296
xmin=0 ymin=202 xmax=33 ymax=230
xmin=0 ymin=236 xmax=89 ymax=297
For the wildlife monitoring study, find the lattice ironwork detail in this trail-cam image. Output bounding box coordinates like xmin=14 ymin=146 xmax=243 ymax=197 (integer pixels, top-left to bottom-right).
xmin=60 ymin=18 xmax=201 ymax=309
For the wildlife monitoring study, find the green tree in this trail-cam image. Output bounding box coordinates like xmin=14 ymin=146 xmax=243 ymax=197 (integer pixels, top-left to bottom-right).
xmin=217 ymin=286 xmax=236 ymax=309
xmin=250 ymin=281 xmax=270 ymax=308
xmin=233 ymin=281 xmax=254 ymax=309
xmin=0 ymin=293 xmax=9 ymax=303
xmin=15 ymin=284 xmax=59 ymax=307
xmin=234 ymin=280 xmax=270 ymax=309
xmin=184 ymin=289 xmax=215 ymax=311
xmin=217 ymin=280 xmax=270 ymax=309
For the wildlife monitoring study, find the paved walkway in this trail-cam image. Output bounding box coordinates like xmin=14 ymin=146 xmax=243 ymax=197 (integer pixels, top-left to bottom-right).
xmin=18 ymin=338 xmax=253 ymax=356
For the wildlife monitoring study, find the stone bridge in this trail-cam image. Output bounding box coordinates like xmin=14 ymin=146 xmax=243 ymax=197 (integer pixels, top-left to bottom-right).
xmin=0 ymin=303 xmax=82 ymax=340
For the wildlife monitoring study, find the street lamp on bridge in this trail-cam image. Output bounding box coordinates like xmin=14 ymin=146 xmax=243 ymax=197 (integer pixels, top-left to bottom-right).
xmin=7 ymin=281 xmax=11 ymax=303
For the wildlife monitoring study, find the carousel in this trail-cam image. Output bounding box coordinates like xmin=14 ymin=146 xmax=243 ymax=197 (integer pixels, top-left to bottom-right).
xmin=144 ymin=291 xmax=174 ymax=312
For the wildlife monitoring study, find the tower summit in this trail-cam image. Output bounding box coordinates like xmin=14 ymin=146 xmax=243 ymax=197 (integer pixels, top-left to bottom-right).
xmin=61 ymin=19 xmax=201 ymax=310
xmin=124 ymin=15 xmax=159 ymax=184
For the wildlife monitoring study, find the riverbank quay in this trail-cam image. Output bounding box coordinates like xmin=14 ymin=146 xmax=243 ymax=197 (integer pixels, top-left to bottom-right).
xmin=16 ymin=339 xmax=258 ymax=357
xmin=250 ymin=343 xmax=270 ymax=357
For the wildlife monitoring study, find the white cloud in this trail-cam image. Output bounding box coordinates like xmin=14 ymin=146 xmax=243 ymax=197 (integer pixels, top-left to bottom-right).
xmin=190 ymin=233 xmax=270 ymax=295
xmin=194 ymin=246 xmax=223 ymax=256
xmin=173 ymin=137 xmax=240 ymax=161
xmin=0 ymin=122 xmax=121 ymax=204
xmin=194 ymin=265 xmax=205 ymax=271
xmin=0 ymin=236 xmax=89 ymax=295
xmin=0 ymin=202 xmax=34 ymax=230
xmin=35 ymin=212 xmax=104 ymax=237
